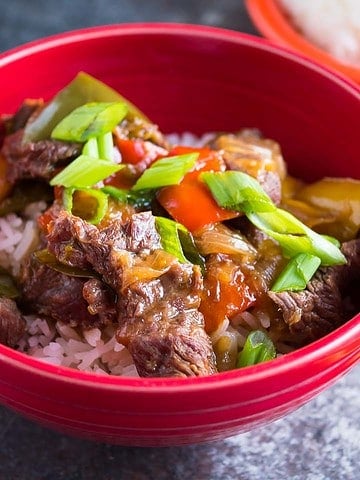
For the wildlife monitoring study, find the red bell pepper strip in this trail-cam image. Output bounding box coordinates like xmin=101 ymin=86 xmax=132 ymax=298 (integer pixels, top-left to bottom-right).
xmin=115 ymin=138 xmax=146 ymax=165
xmin=157 ymin=146 xmax=239 ymax=232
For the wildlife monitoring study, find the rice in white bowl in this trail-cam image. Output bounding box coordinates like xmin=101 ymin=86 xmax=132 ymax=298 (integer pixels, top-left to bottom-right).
xmin=278 ymin=0 xmax=360 ymax=66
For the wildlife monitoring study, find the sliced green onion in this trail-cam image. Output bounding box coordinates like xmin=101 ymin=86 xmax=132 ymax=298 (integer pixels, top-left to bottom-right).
xmin=155 ymin=217 xmax=189 ymax=264
xmin=97 ymin=131 xmax=114 ymax=161
xmin=271 ymin=253 xmax=321 ymax=292
xmin=102 ymin=185 xmax=155 ymax=210
xmin=202 ymin=170 xmax=346 ymax=267
xmin=82 ymin=137 xmax=99 ymax=157
xmin=236 ymin=330 xmax=276 ymax=368
xmin=201 ymin=171 xmax=276 ymax=214
xmin=63 ymin=187 xmax=108 ymax=224
xmin=132 ymin=153 xmax=198 ymax=191
xmin=51 ymin=102 xmax=128 ymax=142
xmin=50 ymin=155 xmax=123 ymax=188
xmin=321 ymin=234 xmax=341 ymax=248
xmin=248 ymin=209 xmax=346 ymax=266
xmin=23 ymin=72 xmax=149 ymax=143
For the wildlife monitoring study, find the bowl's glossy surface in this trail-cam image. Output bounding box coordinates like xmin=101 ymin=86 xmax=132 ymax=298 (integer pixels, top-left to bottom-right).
xmin=0 ymin=23 xmax=359 ymax=446
xmin=246 ymin=0 xmax=360 ymax=84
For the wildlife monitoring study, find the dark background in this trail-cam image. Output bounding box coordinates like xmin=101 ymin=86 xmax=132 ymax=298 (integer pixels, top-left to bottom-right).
xmin=1 ymin=1 xmax=359 ymax=479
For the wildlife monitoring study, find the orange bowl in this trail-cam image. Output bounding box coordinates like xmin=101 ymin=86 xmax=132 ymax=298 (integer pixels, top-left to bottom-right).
xmin=246 ymin=0 xmax=360 ymax=84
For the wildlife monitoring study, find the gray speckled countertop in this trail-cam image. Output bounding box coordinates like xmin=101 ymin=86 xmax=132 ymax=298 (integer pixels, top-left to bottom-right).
xmin=1 ymin=2 xmax=359 ymax=479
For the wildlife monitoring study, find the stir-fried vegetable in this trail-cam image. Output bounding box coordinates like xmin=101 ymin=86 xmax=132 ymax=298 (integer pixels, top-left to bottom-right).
xmin=51 ymin=102 xmax=128 ymax=142
xmin=155 ymin=217 xmax=189 ymax=264
xmin=201 ymin=170 xmax=276 ymax=214
xmin=23 ymin=72 xmax=148 ymax=142
xmin=202 ymin=171 xmax=346 ymax=269
xmin=157 ymin=147 xmax=239 ymax=231
xmin=155 ymin=216 xmax=206 ymax=270
xmin=271 ymin=253 xmax=321 ymax=292
xmin=294 ymin=177 xmax=360 ymax=242
xmin=132 ymin=153 xmax=198 ymax=190
xmin=199 ymin=255 xmax=256 ymax=333
xmin=102 ymin=185 xmax=155 ymax=210
xmin=194 ymin=223 xmax=256 ymax=258
xmin=236 ymin=330 xmax=276 ymax=367
xmin=247 ymin=209 xmax=345 ymax=266
xmin=50 ymin=154 xmax=122 ymax=188
xmin=63 ymin=187 xmax=109 ymax=225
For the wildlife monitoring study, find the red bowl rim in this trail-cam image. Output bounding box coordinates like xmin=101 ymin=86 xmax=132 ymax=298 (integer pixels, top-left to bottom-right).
xmin=245 ymin=0 xmax=360 ymax=83
xmin=0 ymin=22 xmax=359 ymax=393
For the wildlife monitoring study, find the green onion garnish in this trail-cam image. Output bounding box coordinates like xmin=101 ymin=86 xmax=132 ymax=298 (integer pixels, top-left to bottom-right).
xmin=236 ymin=330 xmax=276 ymax=368
xmin=247 ymin=209 xmax=346 ymax=266
xmin=271 ymin=253 xmax=321 ymax=292
xmin=51 ymin=102 xmax=128 ymax=142
xmin=155 ymin=216 xmax=205 ymax=269
xmin=82 ymin=137 xmax=99 ymax=157
xmin=155 ymin=217 xmax=188 ymax=264
xmin=97 ymin=131 xmax=114 ymax=162
xmin=102 ymin=185 xmax=155 ymax=210
xmin=132 ymin=153 xmax=199 ymax=191
xmin=177 ymin=228 xmax=206 ymax=273
xmin=63 ymin=187 xmax=108 ymax=225
xmin=50 ymin=155 xmax=123 ymax=188
xmin=201 ymin=171 xmax=276 ymax=214
xmin=202 ymin=171 xmax=346 ymax=267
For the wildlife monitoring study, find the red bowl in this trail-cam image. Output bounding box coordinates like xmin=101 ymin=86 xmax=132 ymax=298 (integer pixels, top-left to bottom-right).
xmin=0 ymin=23 xmax=359 ymax=447
xmin=245 ymin=0 xmax=360 ymax=84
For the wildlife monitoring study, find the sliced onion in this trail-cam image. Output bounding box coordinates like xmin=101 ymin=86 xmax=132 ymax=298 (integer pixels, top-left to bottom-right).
xmin=194 ymin=223 xmax=257 ymax=258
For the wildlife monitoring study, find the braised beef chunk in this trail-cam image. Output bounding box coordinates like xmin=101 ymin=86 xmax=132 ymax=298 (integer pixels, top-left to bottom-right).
xmin=116 ymin=264 xmax=216 ymax=377
xmin=269 ymin=239 xmax=360 ymax=343
xmin=0 ymin=297 xmax=26 ymax=347
xmin=20 ymin=256 xmax=116 ymax=328
xmin=209 ymin=129 xmax=286 ymax=205
xmin=82 ymin=278 xmax=117 ymax=324
xmin=46 ymin=211 xmax=217 ymax=376
xmin=1 ymin=129 xmax=81 ymax=184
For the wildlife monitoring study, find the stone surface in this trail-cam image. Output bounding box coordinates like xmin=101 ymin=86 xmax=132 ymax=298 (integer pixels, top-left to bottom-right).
xmin=0 ymin=1 xmax=359 ymax=479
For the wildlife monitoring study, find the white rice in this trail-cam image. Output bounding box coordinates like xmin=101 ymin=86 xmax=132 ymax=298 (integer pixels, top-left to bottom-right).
xmin=17 ymin=315 xmax=138 ymax=376
xmin=278 ymin=0 xmax=360 ymax=66
xmin=0 ymin=201 xmax=46 ymax=276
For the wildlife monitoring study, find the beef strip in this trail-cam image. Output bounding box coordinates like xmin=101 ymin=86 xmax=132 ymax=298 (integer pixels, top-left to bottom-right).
xmin=268 ymin=239 xmax=360 ymax=343
xmin=209 ymin=129 xmax=286 ymax=205
xmin=0 ymin=297 xmax=26 ymax=347
xmin=20 ymin=256 xmax=116 ymax=328
xmin=1 ymin=129 xmax=81 ymax=184
xmin=46 ymin=210 xmax=217 ymax=377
